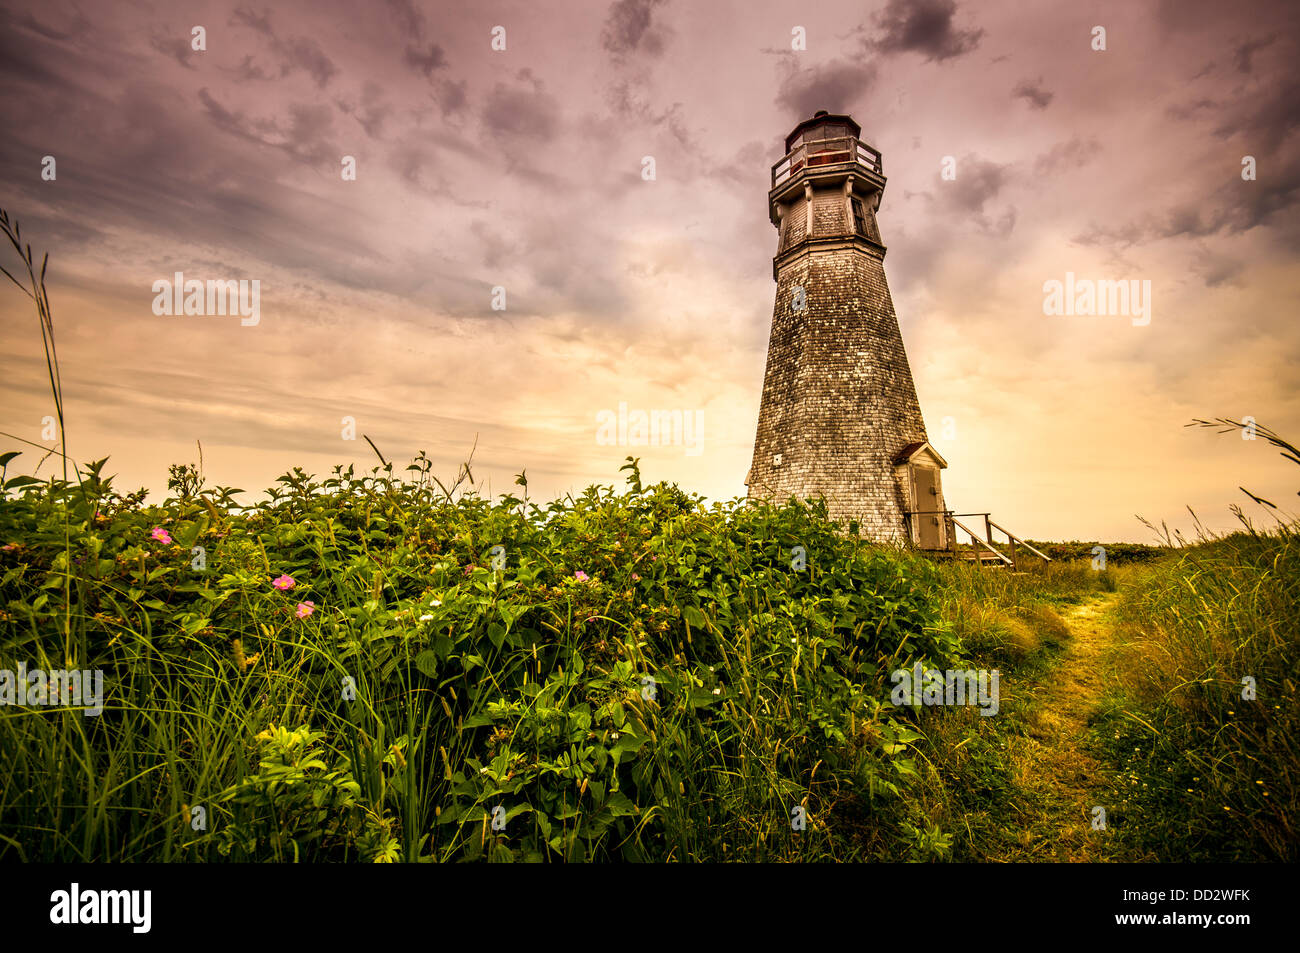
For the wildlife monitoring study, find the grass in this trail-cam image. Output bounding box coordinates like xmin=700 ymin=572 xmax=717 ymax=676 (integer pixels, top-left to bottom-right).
xmin=900 ymin=558 xmax=1129 ymax=861
xmin=1092 ymin=524 xmax=1299 ymax=860
xmin=931 ymin=557 xmax=1123 ymax=668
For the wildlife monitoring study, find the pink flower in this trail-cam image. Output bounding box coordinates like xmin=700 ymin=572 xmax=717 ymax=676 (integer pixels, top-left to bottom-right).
xmin=631 ymin=573 xmax=641 ymax=581
xmin=272 ymin=574 xmax=296 ymax=591
xmin=296 ymin=601 xmax=315 ymax=619
xmin=150 ymin=527 xmax=172 ymax=545
xmin=574 ymin=570 xmax=589 ymax=582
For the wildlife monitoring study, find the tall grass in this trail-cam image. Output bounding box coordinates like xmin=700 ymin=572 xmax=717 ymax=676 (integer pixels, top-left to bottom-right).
xmin=929 ymin=558 xmax=1122 ymax=667
xmin=0 ymin=209 xmax=66 ymax=481
xmin=1100 ymin=523 xmax=1299 ymax=860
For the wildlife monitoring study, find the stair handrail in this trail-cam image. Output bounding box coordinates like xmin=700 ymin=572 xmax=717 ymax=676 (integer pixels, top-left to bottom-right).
xmin=948 ymin=516 xmax=1013 ymax=566
xmin=987 ymin=520 xmax=1052 ymax=562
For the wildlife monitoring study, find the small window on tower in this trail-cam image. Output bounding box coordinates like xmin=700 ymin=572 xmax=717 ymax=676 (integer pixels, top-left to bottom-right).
xmin=852 ymin=198 xmax=867 ymax=236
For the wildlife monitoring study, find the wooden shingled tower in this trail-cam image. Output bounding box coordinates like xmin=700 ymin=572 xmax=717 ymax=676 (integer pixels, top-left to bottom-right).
xmin=746 ymin=111 xmax=949 ymax=547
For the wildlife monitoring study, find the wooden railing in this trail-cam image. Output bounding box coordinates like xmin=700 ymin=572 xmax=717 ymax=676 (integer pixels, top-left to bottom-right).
xmin=904 ymin=509 xmax=1052 ymax=571
xmin=772 ymin=136 xmax=884 ymax=188
xmin=948 ymin=515 xmax=1013 ymax=567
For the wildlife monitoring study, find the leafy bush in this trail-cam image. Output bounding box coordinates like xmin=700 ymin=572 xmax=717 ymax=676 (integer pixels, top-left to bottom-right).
xmin=0 ymin=453 xmax=961 ymax=861
xmin=1025 ymin=540 xmax=1169 ymax=565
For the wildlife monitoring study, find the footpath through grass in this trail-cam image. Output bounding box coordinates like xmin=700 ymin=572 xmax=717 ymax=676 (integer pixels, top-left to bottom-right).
xmin=907 ymin=563 xmax=1128 ymax=861
xmin=995 ymin=594 xmax=1126 ymax=861
xmin=915 ymin=528 xmax=1297 ymax=863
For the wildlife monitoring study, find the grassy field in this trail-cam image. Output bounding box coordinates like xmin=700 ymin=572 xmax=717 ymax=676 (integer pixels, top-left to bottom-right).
xmin=1 ymin=447 xmax=1293 ymax=862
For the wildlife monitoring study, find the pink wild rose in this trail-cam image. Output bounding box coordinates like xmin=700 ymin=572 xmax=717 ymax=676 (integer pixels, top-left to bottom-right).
xmin=574 ymin=570 xmax=589 ymax=582
xmin=272 ymin=574 xmax=296 ymax=591
xmin=150 ymin=527 xmax=172 ymax=545
xmin=296 ymin=601 xmax=315 ymax=619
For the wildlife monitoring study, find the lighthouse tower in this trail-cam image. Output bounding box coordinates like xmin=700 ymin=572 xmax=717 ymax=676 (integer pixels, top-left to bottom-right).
xmin=746 ymin=111 xmax=948 ymax=547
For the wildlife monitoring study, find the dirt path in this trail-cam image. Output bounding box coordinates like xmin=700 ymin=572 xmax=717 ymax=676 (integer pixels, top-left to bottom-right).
xmin=1001 ymin=593 xmax=1123 ymax=861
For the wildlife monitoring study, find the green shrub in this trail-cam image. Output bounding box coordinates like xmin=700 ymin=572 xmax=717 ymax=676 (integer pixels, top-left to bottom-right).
xmin=0 ymin=454 xmax=960 ymax=862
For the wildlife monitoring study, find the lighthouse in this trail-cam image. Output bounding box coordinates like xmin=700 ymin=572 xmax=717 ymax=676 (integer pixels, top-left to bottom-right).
xmin=746 ymin=111 xmax=949 ymax=547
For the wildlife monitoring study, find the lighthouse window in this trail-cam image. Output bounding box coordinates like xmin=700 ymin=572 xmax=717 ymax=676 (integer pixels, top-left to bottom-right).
xmin=852 ymin=198 xmax=868 ymax=236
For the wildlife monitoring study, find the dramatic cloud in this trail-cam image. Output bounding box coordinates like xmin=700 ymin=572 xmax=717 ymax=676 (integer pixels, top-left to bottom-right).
xmin=149 ymin=33 xmax=198 ymax=70
xmin=775 ymin=60 xmax=878 ymax=119
xmin=868 ymin=0 xmax=984 ymax=62
xmin=404 ymin=43 xmax=447 ymax=79
xmin=384 ymin=0 xmax=424 ymax=37
xmin=229 ymin=6 xmax=338 ymax=88
xmin=482 ymin=70 xmax=562 ymax=141
xmin=336 ymin=82 xmax=392 ymax=139
xmin=1012 ymin=79 xmax=1052 ymax=110
xmin=1032 ymin=137 xmax=1098 ymax=176
xmin=602 ymin=0 xmax=672 ymax=58
xmin=1233 ymin=37 xmax=1275 ymax=74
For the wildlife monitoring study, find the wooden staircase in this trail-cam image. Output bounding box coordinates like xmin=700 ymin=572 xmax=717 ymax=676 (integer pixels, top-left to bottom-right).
xmin=907 ymin=510 xmax=1051 ymax=571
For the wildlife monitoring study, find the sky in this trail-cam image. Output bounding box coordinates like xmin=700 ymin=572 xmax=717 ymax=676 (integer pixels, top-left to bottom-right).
xmin=1 ymin=0 xmax=1297 ymax=542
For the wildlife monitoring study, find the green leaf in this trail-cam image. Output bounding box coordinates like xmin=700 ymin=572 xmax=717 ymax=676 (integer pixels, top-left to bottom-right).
xmin=688 ymin=686 xmax=718 ymax=709
xmin=604 ymin=791 xmax=637 ymax=817
xmin=498 ymin=603 xmax=527 ymax=630
xmin=414 ymin=650 xmax=439 ymax=678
